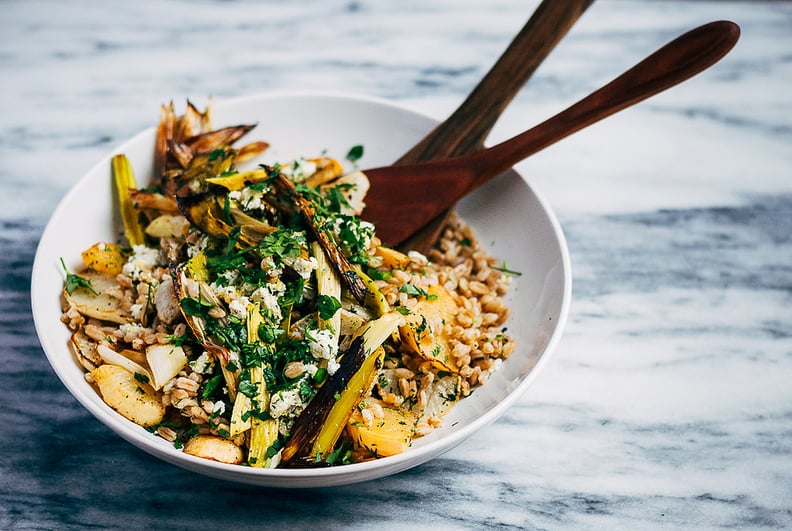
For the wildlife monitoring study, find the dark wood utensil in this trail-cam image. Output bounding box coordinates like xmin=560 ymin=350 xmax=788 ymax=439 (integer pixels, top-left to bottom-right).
xmin=395 ymin=0 xmax=595 ymax=254
xmin=363 ymin=20 xmax=740 ymax=247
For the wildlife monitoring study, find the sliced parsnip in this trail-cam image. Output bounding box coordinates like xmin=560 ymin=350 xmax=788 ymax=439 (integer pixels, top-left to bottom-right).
xmin=399 ymin=284 xmax=458 ymax=373
xmin=145 ymin=343 xmax=188 ymax=390
xmin=64 ymin=271 xmax=130 ymax=324
xmin=69 ymin=329 xmax=102 ymax=367
xmin=183 ymin=435 xmax=244 ymax=465
xmin=144 ymin=214 xmax=190 ymax=238
xmin=347 ymin=398 xmax=416 ymax=457
xmin=91 ymin=364 xmax=164 ymax=427
xmin=81 ymin=242 xmax=127 ymax=275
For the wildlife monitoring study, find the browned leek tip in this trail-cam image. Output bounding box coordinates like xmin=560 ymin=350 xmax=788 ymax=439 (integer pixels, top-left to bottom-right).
xmin=111 ymin=154 xmax=146 ymax=246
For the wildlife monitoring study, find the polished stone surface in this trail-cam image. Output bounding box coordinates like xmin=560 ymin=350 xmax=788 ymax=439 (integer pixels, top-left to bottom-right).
xmin=2 ymin=0 xmax=791 ymax=528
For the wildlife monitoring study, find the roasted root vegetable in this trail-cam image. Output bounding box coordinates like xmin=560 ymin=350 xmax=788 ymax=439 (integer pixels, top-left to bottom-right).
xmin=64 ymin=271 xmax=130 ymax=325
xmin=91 ymin=364 xmax=164 ymax=427
xmin=347 ymin=398 xmax=416 ymax=458
xmin=281 ymin=312 xmax=403 ymax=464
xmin=399 ymin=284 xmax=459 ymax=373
xmin=80 ymin=242 xmax=128 ymax=275
xmin=183 ymin=435 xmax=244 ymax=465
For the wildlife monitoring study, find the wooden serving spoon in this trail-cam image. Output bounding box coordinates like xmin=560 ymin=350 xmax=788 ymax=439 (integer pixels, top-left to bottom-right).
xmin=363 ymin=20 xmax=740 ymax=247
xmin=396 ymin=0 xmax=595 ymax=254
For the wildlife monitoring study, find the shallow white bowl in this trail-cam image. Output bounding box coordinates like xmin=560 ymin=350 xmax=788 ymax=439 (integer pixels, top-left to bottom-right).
xmin=31 ymin=92 xmax=571 ymax=488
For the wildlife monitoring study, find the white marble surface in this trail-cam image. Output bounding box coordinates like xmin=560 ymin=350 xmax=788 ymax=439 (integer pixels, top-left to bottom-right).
xmin=2 ymin=0 xmax=791 ymax=528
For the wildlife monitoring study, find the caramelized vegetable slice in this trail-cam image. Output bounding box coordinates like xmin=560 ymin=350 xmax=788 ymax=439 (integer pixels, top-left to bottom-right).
xmin=91 ymin=364 xmax=164 ymax=427
xmin=271 ymin=172 xmax=368 ymax=305
xmin=281 ymin=312 xmax=403 ymax=465
xmin=111 ymin=154 xmax=146 ymax=246
xmin=64 ymin=271 xmax=130 ymax=325
xmin=183 ymin=435 xmax=244 ymax=465
xmin=398 ymin=284 xmax=459 ymax=373
xmin=205 ymin=168 xmax=269 ymax=191
xmin=176 ymin=191 xmax=275 ymax=246
xmin=347 ymin=397 xmax=416 ymax=458
xmin=81 ymin=242 xmax=128 ymax=275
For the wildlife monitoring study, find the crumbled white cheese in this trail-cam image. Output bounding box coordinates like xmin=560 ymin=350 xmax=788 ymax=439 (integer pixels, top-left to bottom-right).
xmin=282 ymin=255 xmax=317 ymax=280
xmin=261 ymin=257 xmax=282 ymax=278
xmin=189 ymin=351 xmax=215 ymax=374
xmin=307 ymin=328 xmax=339 ymax=362
xmin=118 ymin=322 xmax=146 ymax=336
xmin=122 ymin=245 xmax=160 ymax=281
xmin=230 ymin=186 xmax=269 ymax=212
xmin=130 ymin=303 xmax=144 ymax=320
xmin=186 ymin=234 xmax=209 ymax=258
xmin=227 ymin=295 xmax=251 ymax=320
xmin=250 ymin=286 xmax=282 ymax=321
xmin=269 ymin=389 xmax=305 ymax=419
xmin=211 ymin=400 xmax=226 ymax=417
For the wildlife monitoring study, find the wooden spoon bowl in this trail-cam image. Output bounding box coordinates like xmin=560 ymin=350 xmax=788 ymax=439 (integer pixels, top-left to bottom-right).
xmin=363 ymin=20 xmax=740 ymax=248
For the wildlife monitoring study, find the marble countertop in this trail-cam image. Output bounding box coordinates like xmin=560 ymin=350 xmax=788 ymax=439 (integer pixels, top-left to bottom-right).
xmin=2 ymin=0 xmax=790 ymax=528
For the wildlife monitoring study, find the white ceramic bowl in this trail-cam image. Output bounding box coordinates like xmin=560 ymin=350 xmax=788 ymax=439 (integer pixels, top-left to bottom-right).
xmin=31 ymin=92 xmax=571 ymax=487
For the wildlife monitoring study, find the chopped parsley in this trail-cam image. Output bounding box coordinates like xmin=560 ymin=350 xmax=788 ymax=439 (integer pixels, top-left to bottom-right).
xmin=398 ymin=283 xmax=437 ymax=301
xmin=60 ymin=257 xmax=95 ymax=295
xmin=317 ymin=294 xmax=341 ymax=320
xmin=346 ymin=144 xmax=364 ymax=164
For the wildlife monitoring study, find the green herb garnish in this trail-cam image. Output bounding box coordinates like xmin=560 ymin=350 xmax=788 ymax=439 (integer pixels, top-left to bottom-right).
xmin=60 ymin=257 xmax=96 ymax=295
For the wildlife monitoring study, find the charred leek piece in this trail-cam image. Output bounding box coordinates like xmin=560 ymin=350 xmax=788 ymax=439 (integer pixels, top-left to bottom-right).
xmin=245 ymin=303 xmax=279 ymax=468
xmin=281 ymin=312 xmax=403 ymax=464
xmin=312 ymin=241 xmax=342 ymax=336
xmin=111 ymin=154 xmax=146 ymax=246
xmin=354 ymin=265 xmax=389 ymax=318
xmin=310 ymin=346 xmax=384 ymax=460
xmin=176 ymin=191 xmax=275 ymax=246
xmin=271 ymin=173 xmax=368 ymax=305
xmin=205 ymin=168 xmax=270 ymax=191
xmin=183 ymin=124 xmax=256 ymax=155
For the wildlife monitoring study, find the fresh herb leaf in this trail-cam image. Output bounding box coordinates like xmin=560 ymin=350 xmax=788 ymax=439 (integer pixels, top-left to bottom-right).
xmin=238 ymin=380 xmax=259 ymax=398
xmin=398 ymin=283 xmax=437 ymax=300
xmin=491 ymin=262 xmax=523 ymax=276
xmin=60 ymin=257 xmax=96 ymax=295
xmin=179 ymin=296 xmax=214 ymax=317
xmin=346 ymin=144 xmax=364 ymax=163
xmin=395 ymin=306 xmax=411 ymax=315
xmin=134 ymin=372 xmax=150 ymax=384
xmin=201 ymin=374 xmax=223 ymax=400
xmin=317 ymin=294 xmax=341 ymax=320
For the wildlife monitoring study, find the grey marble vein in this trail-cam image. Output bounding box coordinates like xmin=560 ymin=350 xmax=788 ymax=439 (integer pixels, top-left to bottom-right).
xmin=1 ymin=0 xmax=791 ymax=529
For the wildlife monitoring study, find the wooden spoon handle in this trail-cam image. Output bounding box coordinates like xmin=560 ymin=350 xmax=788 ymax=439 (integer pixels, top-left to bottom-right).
xmin=396 ymin=0 xmax=595 ymax=165
xmin=466 ymin=20 xmax=741 ymax=183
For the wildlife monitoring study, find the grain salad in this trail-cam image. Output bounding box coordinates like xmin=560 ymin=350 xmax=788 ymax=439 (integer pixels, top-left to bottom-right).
xmin=60 ymin=100 xmax=514 ymax=467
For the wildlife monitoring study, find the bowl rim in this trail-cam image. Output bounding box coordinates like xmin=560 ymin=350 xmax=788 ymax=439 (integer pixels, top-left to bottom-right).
xmin=31 ymin=90 xmax=572 ymax=487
